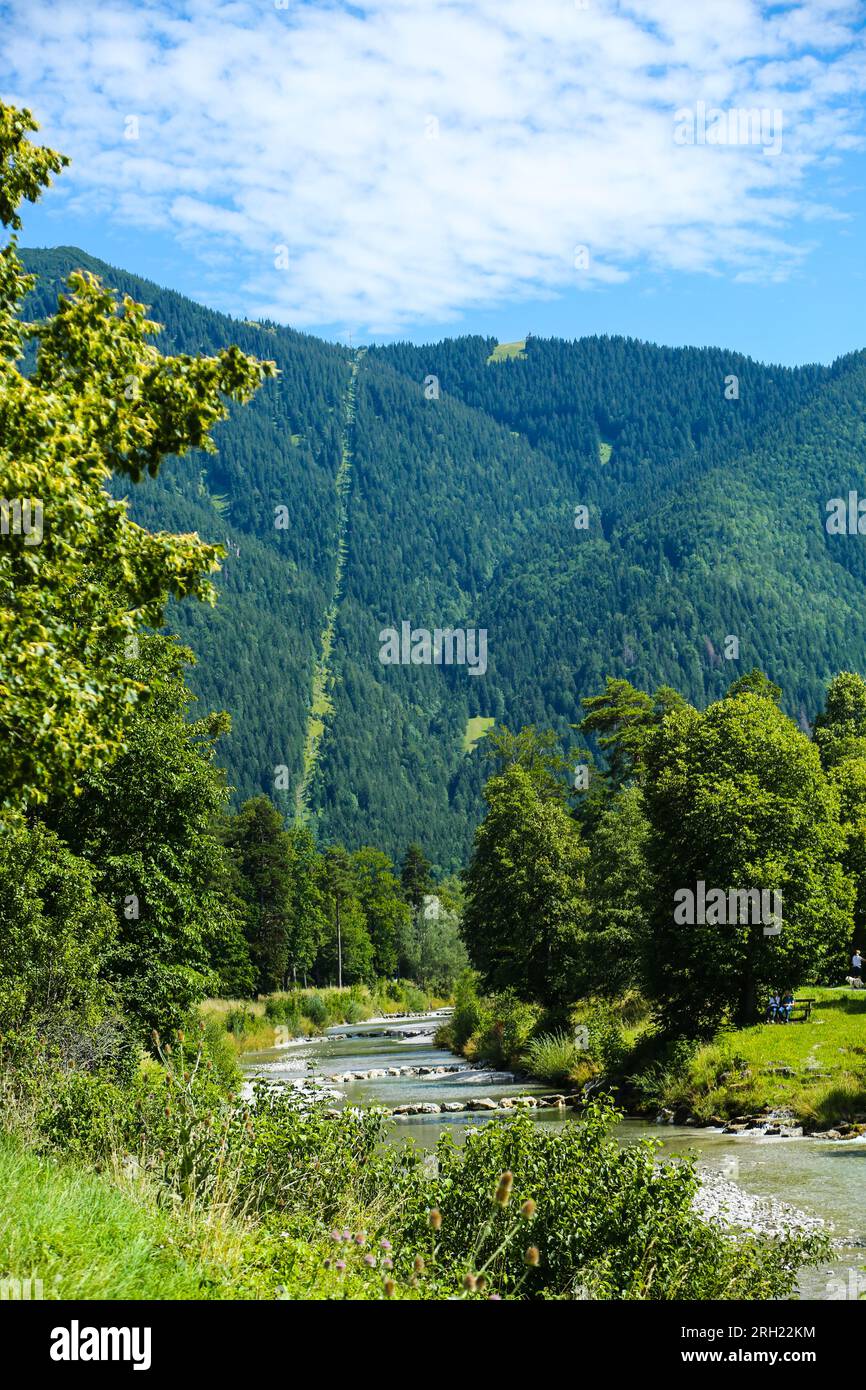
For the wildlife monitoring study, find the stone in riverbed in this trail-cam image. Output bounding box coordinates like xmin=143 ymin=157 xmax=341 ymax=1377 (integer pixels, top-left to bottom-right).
xmin=441 ymin=1102 xmax=464 ymax=1112
xmin=466 ymin=1098 xmax=498 ymax=1111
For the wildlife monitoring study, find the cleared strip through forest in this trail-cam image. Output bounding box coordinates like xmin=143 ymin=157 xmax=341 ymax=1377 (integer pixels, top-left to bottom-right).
xmin=294 ymin=349 xmax=364 ymax=821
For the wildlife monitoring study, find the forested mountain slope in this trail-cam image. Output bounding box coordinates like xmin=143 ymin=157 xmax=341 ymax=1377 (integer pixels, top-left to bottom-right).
xmin=21 ymin=249 xmax=866 ymax=869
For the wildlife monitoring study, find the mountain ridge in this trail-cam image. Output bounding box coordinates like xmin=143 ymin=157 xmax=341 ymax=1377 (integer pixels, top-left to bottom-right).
xmin=20 ymin=246 xmax=866 ymax=869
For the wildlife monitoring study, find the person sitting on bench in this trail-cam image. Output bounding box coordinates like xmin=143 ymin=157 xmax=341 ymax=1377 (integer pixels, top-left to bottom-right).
xmin=779 ymin=989 xmax=794 ymax=1023
xmin=766 ymin=992 xmax=780 ymax=1022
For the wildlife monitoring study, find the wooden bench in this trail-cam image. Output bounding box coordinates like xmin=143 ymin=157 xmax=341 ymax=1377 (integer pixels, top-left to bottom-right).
xmin=790 ymin=997 xmax=815 ymax=1022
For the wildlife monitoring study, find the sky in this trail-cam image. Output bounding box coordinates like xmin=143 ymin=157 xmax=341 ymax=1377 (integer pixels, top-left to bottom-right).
xmin=3 ymin=0 xmax=866 ymax=365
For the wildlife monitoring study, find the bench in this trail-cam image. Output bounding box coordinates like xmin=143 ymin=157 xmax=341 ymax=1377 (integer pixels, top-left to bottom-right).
xmin=790 ymin=997 xmax=815 ymax=1022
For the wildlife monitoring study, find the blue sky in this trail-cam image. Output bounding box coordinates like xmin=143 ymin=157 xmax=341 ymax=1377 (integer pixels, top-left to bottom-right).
xmin=4 ymin=0 xmax=866 ymax=365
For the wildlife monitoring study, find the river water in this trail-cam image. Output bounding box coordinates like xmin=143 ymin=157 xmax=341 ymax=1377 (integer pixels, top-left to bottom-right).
xmin=243 ymin=1011 xmax=866 ymax=1300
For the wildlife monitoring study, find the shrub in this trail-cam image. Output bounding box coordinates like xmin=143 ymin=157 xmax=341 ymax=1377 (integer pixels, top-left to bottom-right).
xmin=407 ymin=1101 xmax=827 ymax=1300
xmin=300 ymin=993 xmax=329 ymax=1028
xmin=450 ymin=971 xmax=487 ymax=1050
xmin=475 ymin=993 xmax=539 ymax=1070
xmin=523 ymin=1031 xmax=581 ymax=1086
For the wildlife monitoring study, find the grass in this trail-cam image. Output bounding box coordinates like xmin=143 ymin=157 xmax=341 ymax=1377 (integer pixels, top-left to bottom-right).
xmin=523 ymin=1031 xmax=582 ymax=1086
xmin=463 ymin=716 xmax=496 ymax=753
xmin=599 ymin=441 xmax=612 ymax=465
xmin=202 ymin=981 xmax=444 ymax=1057
xmin=637 ymin=987 xmax=866 ymax=1128
xmin=486 ymin=340 xmax=526 ymax=362
xmin=0 ymin=1135 xmax=247 ymax=1299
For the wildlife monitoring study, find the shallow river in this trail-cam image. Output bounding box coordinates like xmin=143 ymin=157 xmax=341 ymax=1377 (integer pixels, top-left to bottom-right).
xmin=243 ymin=1011 xmax=866 ymax=1300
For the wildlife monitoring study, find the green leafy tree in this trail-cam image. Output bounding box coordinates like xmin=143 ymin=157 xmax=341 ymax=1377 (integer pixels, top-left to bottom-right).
xmin=726 ymin=668 xmax=782 ymax=704
xmin=322 ymin=846 xmax=370 ymax=987
xmin=225 ymin=796 xmax=294 ymax=997
xmin=400 ymin=842 xmax=434 ymax=911
xmin=462 ymin=763 xmax=591 ymax=1009
xmin=352 ymin=847 xmax=411 ymax=978
xmin=814 ymin=671 xmax=866 ymax=770
xmin=0 ymin=822 xmax=116 ymax=1031
xmin=578 ymin=679 xmax=689 ymax=791
xmin=45 ymin=634 xmax=248 ymax=1034
xmin=284 ymin=825 xmax=328 ymax=986
xmin=583 ymin=784 xmax=650 ymax=996
xmin=0 ymin=103 xmax=274 ymax=815
xmin=642 ymin=691 xmax=852 ymax=1033
xmin=400 ymin=902 xmax=470 ymax=996
xmin=815 ymin=672 xmax=866 ymax=937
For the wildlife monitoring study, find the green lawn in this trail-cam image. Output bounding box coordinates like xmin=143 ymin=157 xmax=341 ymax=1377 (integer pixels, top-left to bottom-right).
xmin=666 ymin=988 xmax=866 ymax=1128
xmin=463 ymin=715 xmax=496 ymax=753
xmin=0 ymin=1136 xmax=236 ymax=1299
xmin=486 ymin=340 xmax=526 ymax=363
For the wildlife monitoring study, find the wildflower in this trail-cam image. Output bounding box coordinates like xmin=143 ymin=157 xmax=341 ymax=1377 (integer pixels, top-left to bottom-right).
xmin=413 ymin=1255 xmax=425 ymax=1274
xmin=499 ymin=1171 xmax=513 ymax=1189
xmin=364 ymin=1254 xmax=376 ymax=1268
xmin=494 ymin=1182 xmax=511 ymax=1207
xmin=176 ymin=1030 xmax=185 ymax=1043
xmin=383 ymin=1257 xmax=393 ymax=1270
xmin=384 ymin=1279 xmax=396 ymax=1298
xmin=525 ymin=1246 xmax=540 ymax=1267
xmin=463 ymin=1273 xmax=477 ymax=1291
xmin=488 ymin=1294 xmax=502 ymax=1301
xmin=342 ymin=1228 xmax=351 ymax=1240
xmin=329 ymin=1230 xmax=342 ymax=1242
xmin=427 ymin=1208 xmax=442 ymax=1231
xmin=354 ymin=1232 xmax=366 ymax=1246
xmin=521 ymin=1199 xmax=536 ymax=1219
xmin=380 ymin=1238 xmax=392 ymax=1250
xmin=335 ymin=1260 xmax=346 ymax=1273
xmin=151 ymin=1030 xmax=160 ymax=1046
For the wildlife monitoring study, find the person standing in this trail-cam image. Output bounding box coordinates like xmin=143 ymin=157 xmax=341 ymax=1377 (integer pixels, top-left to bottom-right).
xmin=852 ymin=948 xmax=862 ymax=983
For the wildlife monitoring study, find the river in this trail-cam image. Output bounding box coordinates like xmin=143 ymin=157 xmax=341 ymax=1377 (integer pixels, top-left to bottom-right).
xmin=242 ymin=1010 xmax=866 ymax=1300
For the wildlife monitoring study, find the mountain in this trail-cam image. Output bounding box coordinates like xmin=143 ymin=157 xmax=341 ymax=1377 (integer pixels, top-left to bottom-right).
xmin=21 ymin=248 xmax=866 ymax=870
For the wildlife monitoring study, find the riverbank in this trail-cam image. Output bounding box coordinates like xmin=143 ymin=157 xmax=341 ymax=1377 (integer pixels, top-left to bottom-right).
xmin=241 ymin=1010 xmax=866 ymax=1297
xmin=437 ymin=982 xmax=866 ymax=1136
xmin=204 ymin=981 xmax=446 ymax=1057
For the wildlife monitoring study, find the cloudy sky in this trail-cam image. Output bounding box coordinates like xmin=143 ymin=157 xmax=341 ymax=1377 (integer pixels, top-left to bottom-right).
xmin=3 ymin=0 xmax=866 ymax=362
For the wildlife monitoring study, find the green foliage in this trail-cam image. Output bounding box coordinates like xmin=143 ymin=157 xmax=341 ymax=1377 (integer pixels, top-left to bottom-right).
xmin=400 ymin=842 xmax=434 ymax=910
xmin=642 ymin=690 xmax=853 ymax=1033
xmin=0 ymin=822 xmax=116 ymax=1031
xmin=0 ymin=106 xmax=273 ymax=814
xmin=522 ymin=1031 xmax=581 ymax=1086
xmin=462 ymin=761 xmax=590 ymax=1009
xmin=419 ymin=1102 xmax=824 ymax=1299
xmin=44 ymin=633 xmax=244 ymax=1037
xmin=474 ymin=993 xmax=540 ymax=1070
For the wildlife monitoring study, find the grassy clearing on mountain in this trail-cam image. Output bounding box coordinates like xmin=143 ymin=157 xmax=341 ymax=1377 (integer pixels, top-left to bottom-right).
xmin=463 ymin=716 xmax=496 ymax=753
xmin=486 ymin=340 xmax=526 ymax=362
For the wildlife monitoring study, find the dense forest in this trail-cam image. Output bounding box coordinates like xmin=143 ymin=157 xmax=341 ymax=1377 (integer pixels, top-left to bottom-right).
xmin=20 ymin=248 xmax=866 ymax=869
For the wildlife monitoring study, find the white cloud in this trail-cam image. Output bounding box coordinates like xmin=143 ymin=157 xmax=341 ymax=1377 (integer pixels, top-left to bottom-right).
xmin=3 ymin=0 xmax=865 ymax=332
